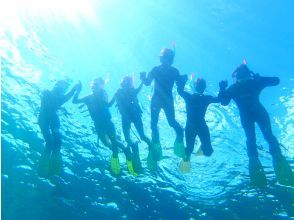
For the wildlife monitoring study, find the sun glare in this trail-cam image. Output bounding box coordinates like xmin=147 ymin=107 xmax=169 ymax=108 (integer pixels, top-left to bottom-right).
xmin=0 ymin=0 xmax=100 ymax=35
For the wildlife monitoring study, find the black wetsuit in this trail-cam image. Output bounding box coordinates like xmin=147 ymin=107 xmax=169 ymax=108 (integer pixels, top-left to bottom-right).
xmin=178 ymin=85 xmax=219 ymax=157
xmin=38 ymin=88 xmax=76 ymax=151
xmin=79 ymin=89 xmax=129 ymax=157
xmin=219 ymin=76 xmax=281 ymax=158
xmin=115 ymin=87 xmax=151 ymax=147
xmin=144 ymin=64 xmax=183 ymax=142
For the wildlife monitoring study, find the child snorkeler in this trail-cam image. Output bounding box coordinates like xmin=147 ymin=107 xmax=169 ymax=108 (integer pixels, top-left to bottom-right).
xmin=177 ymin=75 xmax=220 ymax=173
xmin=72 ymin=78 xmax=135 ymax=175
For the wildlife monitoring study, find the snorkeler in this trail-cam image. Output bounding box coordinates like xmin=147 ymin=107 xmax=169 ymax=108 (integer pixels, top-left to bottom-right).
xmin=38 ymin=80 xmax=79 ymax=177
xmin=140 ymin=48 xmax=184 ymax=164
xmin=219 ymin=64 xmax=293 ymax=186
xmin=177 ymin=76 xmax=219 ymax=173
xmin=72 ymin=78 xmax=135 ymax=176
xmin=110 ymin=76 xmax=153 ymax=173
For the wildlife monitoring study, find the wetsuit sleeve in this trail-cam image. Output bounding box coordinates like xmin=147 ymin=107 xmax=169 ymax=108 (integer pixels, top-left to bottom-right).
xmin=206 ymin=95 xmax=220 ymax=104
xmin=218 ymin=87 xmax=232 ymax=106
xmin=174 ymin=68 xmax=181 ymax=87
xmin=108 ymin=91 xmax=117 ymax=107
xmin=72 ymin=91 xmax=88 ymax=104
xmin=177 ymin=74 xmax=190 ymax=100
xmin=102 ymin=90 xmax=108 ymax=102
xmin=257 ymin=76 xmax=280 ymax=89
xmin=144 ymin=67 xmax=155 ymax=86
xmin=178 ymin=89 xmax=191 ymax=101
xmin=135 ymin=81 xmax=144 ymax=95
xmin=60 ymin=86 xmax=77 ymax=105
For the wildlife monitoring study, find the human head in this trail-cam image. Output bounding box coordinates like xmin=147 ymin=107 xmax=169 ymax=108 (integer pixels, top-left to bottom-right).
xmin=232 ymin=64 xmax=252 ymax=82
xmin=159 ymin=48 xmax=175 ymax=66
xmin=53 ymin=80 xmax=69 ymax=95
xmin=194 ymin=78 xmax=206 ymax=94
xmin=121 ymin=76 xmax=134 ymax=89
xmin=91 ymin=77 xmax=105 ymax=93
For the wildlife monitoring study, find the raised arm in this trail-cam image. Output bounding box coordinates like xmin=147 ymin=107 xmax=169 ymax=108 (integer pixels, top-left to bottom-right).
xmin=218 ymin=80 xmax=232 ymax=106
xmin=254 ymin=74 xmax=280 ymax=89
xmin=135 ymin=81 xmax=144 ymax=95
xmin=108 ymin=91 xmax=117 ymax=107
xmin=207 ymin=95 xmax=220 ymax=104
xmin=177 ymin=75 xmax=190 ymax=100
xmin=140 ymin=69 xmax=154 ymax=86
xmin=60 ymin=84 xmax=78 ymax=105
xmin=72 ymin=82 xmax=88 ymax=104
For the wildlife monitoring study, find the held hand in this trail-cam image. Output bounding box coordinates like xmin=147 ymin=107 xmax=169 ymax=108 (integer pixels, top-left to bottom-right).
xmin=219 ymin=80 xmax=228 ymax=90
xmin=113 ymin=90 xmax=118 ymax=98
xmin=252 ymin=73 xmax=260 ymax=79
xmin=75 ymin=81 xmax=82 ymax=92
xmin=140 ymin=72 xmax=147 ymax=81
xmin=178 ymin=75 xmax=188 ymax=88
xmin=180 ymin=74 xmax=188 ymax=84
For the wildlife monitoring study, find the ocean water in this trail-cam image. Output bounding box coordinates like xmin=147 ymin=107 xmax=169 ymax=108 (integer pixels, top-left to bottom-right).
xmin=1 ymin=1 xmax=294 ymax=219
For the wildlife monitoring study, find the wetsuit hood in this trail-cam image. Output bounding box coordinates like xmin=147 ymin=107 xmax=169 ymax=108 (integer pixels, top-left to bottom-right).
xmin=160 ymin=48 xmax=174 ymax=66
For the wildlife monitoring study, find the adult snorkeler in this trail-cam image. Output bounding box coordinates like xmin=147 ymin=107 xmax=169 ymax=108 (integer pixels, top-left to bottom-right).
xmin=38 ymin=79 xmax=79 ymax=177
xmin=140 ymin=48 xmax=184 ymax=168
xmin=219 ymin=64 xmax=293 ymax=187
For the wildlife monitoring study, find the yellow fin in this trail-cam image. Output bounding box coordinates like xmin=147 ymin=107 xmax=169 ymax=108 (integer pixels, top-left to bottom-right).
xmin=179 ymin=160 xmax=191 ymax=173
xmin=110 ymin=156 xmax=121 ymax=175
xmin=126 ymin=160 xmax=138 ymax=176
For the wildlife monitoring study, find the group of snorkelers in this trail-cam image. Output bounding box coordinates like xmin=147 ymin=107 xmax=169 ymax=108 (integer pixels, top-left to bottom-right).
xmin=38 ymin=48 xmax=293 ymax=187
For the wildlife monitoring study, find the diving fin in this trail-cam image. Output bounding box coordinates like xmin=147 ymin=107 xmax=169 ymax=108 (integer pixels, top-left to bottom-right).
xmin=151 ymin=141 xmax=163 ymax=161
xmin=38 ymin=149 xmax=51 ymax=178
xmin=174 ymin=140 xmax=185 ymax=158
xmin=249 ymin=158 xmax=267 ymax=187
xmin=126 ymin=160 xmax=138 ymax=176
xmin=132 ymin=152 xmax=143 ymax=174
xmin=147 ymin=150 xmax=158 ymax=171
xmin=110 ymin=155 xmax=121 ymax=175
xmin=49 ymin=151 xmax=63 ymax=176
xmin=273 ymin=155 xmax=294 ymax=186
xmin=179 ymin=160 xmax=191 ymax=173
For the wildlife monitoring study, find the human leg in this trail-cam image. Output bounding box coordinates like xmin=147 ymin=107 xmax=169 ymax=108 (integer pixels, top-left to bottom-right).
xmin=197 ymin=123 xmax=213 ymax=157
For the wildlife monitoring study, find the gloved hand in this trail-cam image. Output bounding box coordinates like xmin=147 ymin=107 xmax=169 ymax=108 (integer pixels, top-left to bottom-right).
xmin=219 ymin=80 xmax=228 ymax=90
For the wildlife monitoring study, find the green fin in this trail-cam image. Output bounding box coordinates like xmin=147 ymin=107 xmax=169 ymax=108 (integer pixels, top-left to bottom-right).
xmin=174 ymin=140 xmax=185 ymax=158
xmin=49 ymin=151 xmax=63 ymax=176
xmin=249 ymin=158 xmax=267 ymax=187
xmin=110 ymin=156 xmax=121 ymax=175
xmin=273 ymin=156 xmax=294 ymax=186
xmin=151 ymin=142 xmax=163 ymax=161
xmin=179 ymin=160 xmax=191 ymax=173
xmin=38 ymin=150 xmax=51 ymax=178
xmin=147 ymin=151 xmax=157 ymax=171
xmin=126 ymin=160 xmax=138 ymax=176
xmin=132 ymin=152 xmax=143 ymax=174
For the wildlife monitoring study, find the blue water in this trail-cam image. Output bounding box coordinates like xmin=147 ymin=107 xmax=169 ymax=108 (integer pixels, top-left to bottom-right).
xmin=1 ymin=1 xmax=294 ymax=219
